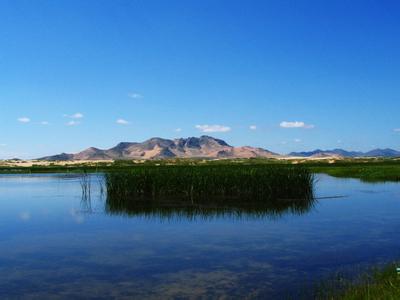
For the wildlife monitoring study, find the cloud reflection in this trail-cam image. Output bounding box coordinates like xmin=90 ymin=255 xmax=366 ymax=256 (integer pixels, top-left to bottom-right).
xmin=19 ymin=211 xmax=31 ymax=221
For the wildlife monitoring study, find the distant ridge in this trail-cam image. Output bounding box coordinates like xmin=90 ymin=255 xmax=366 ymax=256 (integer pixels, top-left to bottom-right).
xmin=289 ymin=148 xmax=400 ymax=158
xmin=38 ymin=137 xmax=400 ymax=161
xmin=39 ymin=136 xmax=279 ymax=161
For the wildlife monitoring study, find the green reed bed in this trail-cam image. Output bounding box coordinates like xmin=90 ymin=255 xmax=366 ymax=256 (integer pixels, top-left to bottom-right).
xmin=104 ymin=165 xmax=314 ymax=214
xmin=104 ymin=165 xmax=315 ymax=219
xmin=312 ymin=164 xmax=400 ymax=182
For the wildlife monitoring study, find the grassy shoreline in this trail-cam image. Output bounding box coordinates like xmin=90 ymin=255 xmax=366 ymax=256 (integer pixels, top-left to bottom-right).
xmin=310 ymin=162 xmax=400 ymax=182
xmin=1 ymin=158 xmax=400 ymax=182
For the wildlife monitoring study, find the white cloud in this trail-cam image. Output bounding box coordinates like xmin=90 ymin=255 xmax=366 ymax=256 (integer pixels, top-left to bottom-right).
xmin=70 ymin=112 xmax=83 ymax=119
xmin=280 ymin=121 xmax=314 ymax=129
xmin=394 ymin=128 xmax=400 ymax=132
xmin=64 ymin=113 xmax=83 ymax=119
xmin=294 ymin=138 xmax=302 ymax=143
xmin=64 ymin=113 xmax=83 ymax=126
xmin=17 ymin=117 xmax=30 ymax=123
xmin=128 ymin=92 xmax=143 ymax=99
xmin=175 ymin=128 xmax=182 ymax=132
xmin=249 ymin=125 xmax=257 ymax=130
xmin=195 ymin=124 xmax=231 ymax=133
xmin=66 ymin=120 xmax=80 ymax=126
xmin=116 ymin=119 xmax=130 ymax=125
xmin=40 ymin=121 xmax=49 ymax=125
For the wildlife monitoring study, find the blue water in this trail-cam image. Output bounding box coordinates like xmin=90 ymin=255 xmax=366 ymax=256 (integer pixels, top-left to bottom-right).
xmin=0 ymin=174 xmax=399 ymax=299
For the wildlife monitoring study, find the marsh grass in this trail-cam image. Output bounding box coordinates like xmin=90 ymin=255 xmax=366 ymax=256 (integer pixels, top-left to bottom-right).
xmin=2 ymin=159 xmax=400 ymax=183
xmin=310 ymin=162 xmax=400 ymax=182
xmin=103 ymin=165 xmax=315 ymax=218
xmin=105 ymin=165 xmax=314 ymax=201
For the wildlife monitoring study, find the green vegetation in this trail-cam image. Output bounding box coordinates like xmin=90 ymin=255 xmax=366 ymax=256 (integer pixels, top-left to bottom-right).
xmin=0 ymin=162 xmax=112 ymax=174
xmin=1 ymin=158 xmax=400 ymax=182
xmin=2 ymin=158 xmax=400 ymax=182
xmin=317 ymin=263 xmax=400 ymax=299
xmin=104 ymin=165 xmax=315 ymax=218
xmin=309 ymin=161 xmax=400 ymax=182
xmin=105 ymin=165 xmax=314 ymax=201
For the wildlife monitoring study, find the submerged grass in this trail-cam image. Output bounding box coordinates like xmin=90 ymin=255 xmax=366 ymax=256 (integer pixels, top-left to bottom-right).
xmin=316 ymin=262 xmax=400 ymax=299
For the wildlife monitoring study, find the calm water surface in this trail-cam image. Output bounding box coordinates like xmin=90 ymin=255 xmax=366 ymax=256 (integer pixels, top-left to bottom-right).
xmin=0 ymin=174 xmax=399 ymax=299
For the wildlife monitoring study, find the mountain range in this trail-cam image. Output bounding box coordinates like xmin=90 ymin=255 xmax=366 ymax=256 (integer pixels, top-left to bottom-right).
xmin=39 ymin=136 xmax=400 ymax=161
xmin=39 ymin=136 xmax=279 ymax=160
xmin=289 ymin=148 xmax=400 ymax=158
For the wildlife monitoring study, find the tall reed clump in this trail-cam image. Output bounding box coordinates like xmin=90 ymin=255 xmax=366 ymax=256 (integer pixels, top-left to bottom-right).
xmin=104 ymin=165 xmax=315 ymax=209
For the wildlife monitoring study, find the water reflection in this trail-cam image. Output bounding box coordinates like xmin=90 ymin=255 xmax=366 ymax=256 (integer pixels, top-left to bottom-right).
xmin=104 ymin=197 xmax=317 ymax=220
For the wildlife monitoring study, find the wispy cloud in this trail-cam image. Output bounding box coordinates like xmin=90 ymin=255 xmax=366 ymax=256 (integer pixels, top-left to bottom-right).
xmin=394 ymin=128 xmax=400 ymax=132
xmin=64 ymin=113 xmax=83 ymax=126
xmin=116 ymin=118 xmax=130 ymax=125
xmin=128 ymin=92 xmax=143 ymax=99
xmin=195 ymin=124 xmax=231 ymax=133
xmin=175 ymin=128 xmax=182 ymax=132
xmin=64 ymin=112 xmax=83 ymax=119
xmin=294 ymin=138 xmax=302 ymax=143
xmin=249 ymin=125 xmax=257 ymax=130
xmin=280 ymin=121 xmax=314 ymax=129
xmin=70 ymin=112 xmax=83 ymax=119
xmin=66 ymin=120 xmax=80 ymax=126
xmin=0 ymin=144 xmax=6 ymax=147
xmin=17 ymin=117 xmax=31 ymax=123
xmin=40 ymin=121 xmax=49 ymax=125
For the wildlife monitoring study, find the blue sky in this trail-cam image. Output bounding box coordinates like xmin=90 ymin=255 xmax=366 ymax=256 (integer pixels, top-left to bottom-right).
xmin=1 ymin=0 xmax=400 ymax=158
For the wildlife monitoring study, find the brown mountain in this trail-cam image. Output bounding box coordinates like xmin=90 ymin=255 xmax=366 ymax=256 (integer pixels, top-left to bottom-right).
xmin=39 ymin=136 xmax=279 ymax=161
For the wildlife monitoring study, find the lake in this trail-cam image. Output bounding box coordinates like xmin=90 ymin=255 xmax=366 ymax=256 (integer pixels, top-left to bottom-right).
xmin=0 ymin=173 xmax=399 ymax=299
